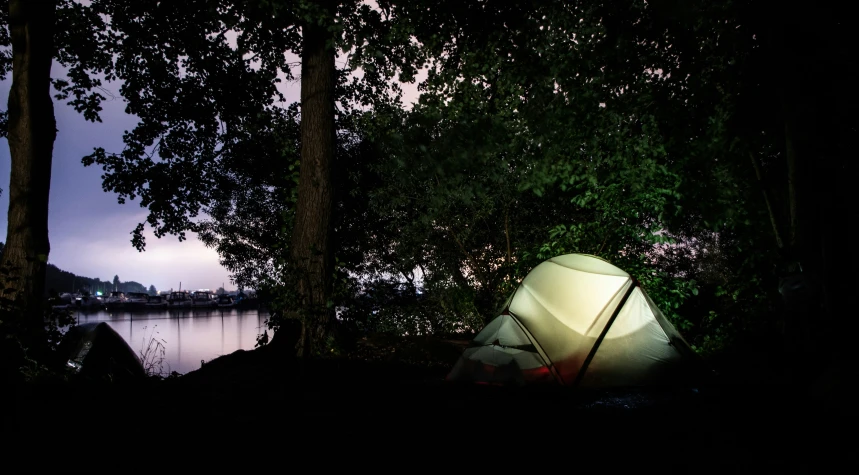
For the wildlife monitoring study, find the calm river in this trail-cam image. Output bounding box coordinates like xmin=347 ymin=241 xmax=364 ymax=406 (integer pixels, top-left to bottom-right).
xmin=71 ymin=308 xmax=271 ymax=375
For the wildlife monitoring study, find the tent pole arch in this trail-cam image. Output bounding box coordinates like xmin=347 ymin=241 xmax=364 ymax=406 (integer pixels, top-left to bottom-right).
xmin=506 ymin=308 xmax=563 ymax=384
xmin=571 ymin=279 xmax=638 ymax=388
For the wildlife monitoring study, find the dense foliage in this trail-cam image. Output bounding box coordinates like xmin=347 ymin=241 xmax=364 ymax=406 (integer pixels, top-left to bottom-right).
xmin=343 ymin=0 xmax=771 ymax=353
xmin=2 ymin=1 xmax=854 ymax=376
xmin=77 ymin=0 xmax=797 ymax=353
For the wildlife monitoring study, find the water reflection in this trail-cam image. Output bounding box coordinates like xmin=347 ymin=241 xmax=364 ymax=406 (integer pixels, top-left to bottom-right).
xmin=72 ymin=308 xmax=270 ymax=375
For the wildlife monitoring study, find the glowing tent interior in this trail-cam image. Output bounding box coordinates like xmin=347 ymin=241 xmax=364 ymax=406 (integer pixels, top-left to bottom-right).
xmin=446 ymin=254 xmax=705 ymax=388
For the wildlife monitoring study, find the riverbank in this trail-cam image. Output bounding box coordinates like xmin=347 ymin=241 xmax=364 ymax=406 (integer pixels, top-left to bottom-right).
xmin=9 ymin=333 xmax=858 ymax=468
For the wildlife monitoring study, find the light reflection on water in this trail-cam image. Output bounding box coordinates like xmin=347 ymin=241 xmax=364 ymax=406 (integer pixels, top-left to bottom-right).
xmin=71 ymin=308 xmax=271 ymax=375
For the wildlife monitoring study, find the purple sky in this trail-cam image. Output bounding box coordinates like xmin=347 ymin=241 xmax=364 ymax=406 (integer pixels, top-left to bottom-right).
xmin=1 ymin=59 xmax=421 ymax=292
xmin=0 ymin=64 xmax=298 ymax=291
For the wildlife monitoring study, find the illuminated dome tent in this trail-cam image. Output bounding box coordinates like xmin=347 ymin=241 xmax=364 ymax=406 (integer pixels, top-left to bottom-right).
xmin=447 ymin=254 xmax=702 ymax=388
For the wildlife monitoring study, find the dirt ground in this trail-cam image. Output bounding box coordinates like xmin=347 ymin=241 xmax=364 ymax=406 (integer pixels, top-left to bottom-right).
xmin=8 ymin=334 xmax=858 ymax=469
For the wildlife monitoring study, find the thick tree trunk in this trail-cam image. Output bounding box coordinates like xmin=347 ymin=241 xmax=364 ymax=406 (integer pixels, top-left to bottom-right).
xmin=773 ymin=10 xmax=822 ymax=384
xmin=285 ymin=6 xmax=337 ymax=357
xmin=0 ymin=1 xmax=57 ymax=329
xmin=772 ymin=3 xmax=856 ymax=390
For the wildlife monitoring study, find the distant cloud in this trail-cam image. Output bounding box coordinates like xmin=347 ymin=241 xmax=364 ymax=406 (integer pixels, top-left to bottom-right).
xmin=0 ymin=64 xmax=234 ymax=292
xmin=48 ymin=211 xmax=231 ymax=291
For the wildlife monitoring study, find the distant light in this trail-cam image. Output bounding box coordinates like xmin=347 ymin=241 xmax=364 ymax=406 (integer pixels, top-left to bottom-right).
xmin=96 ymin=291 xmax=102 ymax=296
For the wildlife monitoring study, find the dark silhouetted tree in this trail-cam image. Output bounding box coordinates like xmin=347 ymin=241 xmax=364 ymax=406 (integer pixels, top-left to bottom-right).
xmin=84 ymin=0 xmax=420 ymax=356
xmin=0 ymin=0 xmax=114 ymax=334
xmin=0 ymin=0 xmax=58 ymax=328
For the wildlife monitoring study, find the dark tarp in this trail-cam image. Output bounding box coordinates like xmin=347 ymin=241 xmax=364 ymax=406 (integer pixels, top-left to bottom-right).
xmin=60 ymin=322 xmax=146 ymax=381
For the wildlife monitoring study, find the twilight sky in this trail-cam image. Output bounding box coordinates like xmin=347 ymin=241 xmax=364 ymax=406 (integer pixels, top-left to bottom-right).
xmin=0 ymin=58 xmax=421 ymax=292
xmin=0 ymin=67 xmax=243 ymax=291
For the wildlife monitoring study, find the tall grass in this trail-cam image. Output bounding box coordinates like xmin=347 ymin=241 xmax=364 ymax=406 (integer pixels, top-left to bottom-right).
xmin=139 ymin=325 xmax=169 ymax=377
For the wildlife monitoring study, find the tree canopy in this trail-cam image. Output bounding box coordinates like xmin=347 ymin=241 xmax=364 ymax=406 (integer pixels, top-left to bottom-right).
xmin=2 ymin=0 xmax=851 ymax=369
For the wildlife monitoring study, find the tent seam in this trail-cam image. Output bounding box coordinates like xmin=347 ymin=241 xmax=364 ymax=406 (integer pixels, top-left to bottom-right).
xmin=571 ymin=280 xmax=637 ymax=388
xmin=545 ymin=258 xmax=630 ymax=278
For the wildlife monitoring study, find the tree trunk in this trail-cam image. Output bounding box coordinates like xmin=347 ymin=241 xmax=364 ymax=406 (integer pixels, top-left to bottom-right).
xmin=0 ymin=0 xmax=57 ymax=330
xmin=773 ymin=3 xmax=856 ymax=388
xmin=285 ymin=5 xmax=337 ymax=357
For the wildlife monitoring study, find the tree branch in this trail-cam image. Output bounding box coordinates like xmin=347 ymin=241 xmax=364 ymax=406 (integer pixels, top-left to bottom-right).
xmin=784 ymin=123 xmax=798 ymax=250
xmin=596 ymin=234 xmax=608 ymax=256
xmin=504 ymin=200 xmax=512 ymax=265
xmin=446 ymin=225 xmax=487 ymax=287
xmin=750 ymin=151 xmax=784 ymax=250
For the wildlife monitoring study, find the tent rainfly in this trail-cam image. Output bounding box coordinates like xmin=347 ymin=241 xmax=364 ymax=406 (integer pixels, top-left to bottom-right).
xmin=447 ymin=253 xmax=704 ymax=388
